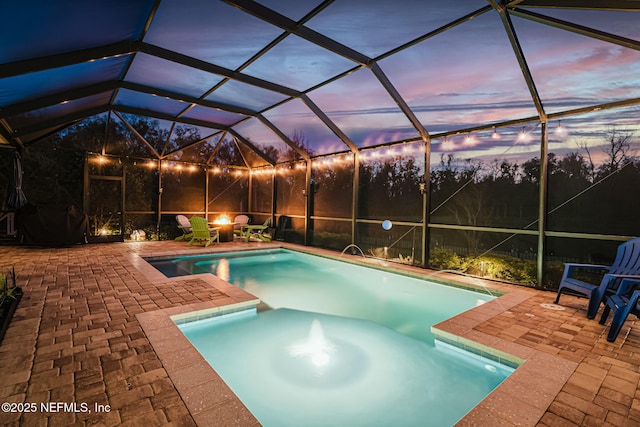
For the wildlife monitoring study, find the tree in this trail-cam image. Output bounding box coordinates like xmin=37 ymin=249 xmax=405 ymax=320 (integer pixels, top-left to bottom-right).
xmin=286 ymin=129 xmax=315 ymax=160
xmin=559 ymin=152 xmax=590 ymax=180
xmin=597 ymin=128 xmax=635 ymax=178
xmin=487 ymin=158 xmax=520 ymax=183
xmin=521 ymin=156 xmax=541 ymax=184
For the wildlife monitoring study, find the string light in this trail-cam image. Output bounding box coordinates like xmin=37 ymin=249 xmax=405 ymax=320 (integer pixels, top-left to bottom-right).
xmin=251 ymin=167 xmax=276 ymax=175
xmin=442 ymin=137 xmax=453 ymax=151
xmin=555 ymin=120 xmax=565 ymax=136
xmin=492 ymin=127 xmax=500 ymax=139
xmin=518 ymin=127 xmax=527 ymax=141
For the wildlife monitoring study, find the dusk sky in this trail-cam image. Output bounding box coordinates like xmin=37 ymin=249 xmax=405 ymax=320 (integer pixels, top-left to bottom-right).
xmin=1 ymin=0 xmax=639 ymax=166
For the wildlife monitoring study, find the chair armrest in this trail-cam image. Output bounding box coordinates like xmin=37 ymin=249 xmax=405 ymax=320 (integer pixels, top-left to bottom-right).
xmin=598 ymin=273 xmax=640 ymax=295
xmin=613 ymin=277 xmax=640 ymax=295
xmin=564 ymin=263 xmax=610 ymax=271
xmin=606 ymin=273 xmax=640 ymax=279
xmin=623 ymin=289 xmax=640 ymax=313
xmin=562 ymin=263 xmax=610 ymax=281
xmin=631 ymin=289 xmax=640 ymax=306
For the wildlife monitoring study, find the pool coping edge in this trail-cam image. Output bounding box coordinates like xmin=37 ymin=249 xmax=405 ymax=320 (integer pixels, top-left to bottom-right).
xmin=137 ymin=298 xmax=262 ymax=426
xmin=433 ymin=293 xmax=579 ymax=426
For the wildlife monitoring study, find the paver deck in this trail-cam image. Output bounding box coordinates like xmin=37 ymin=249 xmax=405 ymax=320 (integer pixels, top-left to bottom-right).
xmin=0 ymin=240 xmax=639 ymax=426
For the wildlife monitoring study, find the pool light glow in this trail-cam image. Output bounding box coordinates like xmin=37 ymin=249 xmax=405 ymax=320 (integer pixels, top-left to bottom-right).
xmin=288 ymin=319 xmax=335 ymax=369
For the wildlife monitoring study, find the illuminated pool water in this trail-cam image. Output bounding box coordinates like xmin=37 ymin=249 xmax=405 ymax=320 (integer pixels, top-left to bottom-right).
xmin=150 ymin=249 xmax=515 ymax=426
xmin=150 ymin=248 xmax=494 ymax=343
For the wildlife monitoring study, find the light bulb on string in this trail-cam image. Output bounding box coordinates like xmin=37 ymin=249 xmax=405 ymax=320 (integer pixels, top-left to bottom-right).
xmin=518 ymin=127 xmax=527 ymax=141
xmin=442 ymin=137 xmax=453 ymax=151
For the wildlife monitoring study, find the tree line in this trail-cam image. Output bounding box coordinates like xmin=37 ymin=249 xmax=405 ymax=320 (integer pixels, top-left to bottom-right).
xmin=8 ymin=115 xmax=638 ymax=263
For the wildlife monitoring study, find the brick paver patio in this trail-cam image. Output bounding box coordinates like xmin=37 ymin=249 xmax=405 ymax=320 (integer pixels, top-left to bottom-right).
xmin=0 ymin=241 xmax=639 ymax=426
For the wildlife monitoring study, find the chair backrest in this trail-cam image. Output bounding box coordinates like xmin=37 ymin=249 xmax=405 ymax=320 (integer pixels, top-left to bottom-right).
xmin=263 ymin=217 xmax=272 ymax=227
xmin=233 ymin=215 xmax=250 ymax=229
xmin=277 ymin=215 xmax=290 ymax=232
xmin=188 ymin=216 xmax=210 ymax=237
xmin=176 ymin=214 xmax=191 ymax=231
xmin=610 ymin=237 xmax=640 ymax=275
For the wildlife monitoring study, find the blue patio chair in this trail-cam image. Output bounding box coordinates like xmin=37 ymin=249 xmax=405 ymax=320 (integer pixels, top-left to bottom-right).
xmin=554 ymin=237 xmax=640 ymax=319
xmin=598 ymin=278 xmax=640 ymax=342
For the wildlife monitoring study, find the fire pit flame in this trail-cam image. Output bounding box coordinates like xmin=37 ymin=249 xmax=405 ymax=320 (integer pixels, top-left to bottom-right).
xmin=214 ymin=215 xmax=231 ymax=225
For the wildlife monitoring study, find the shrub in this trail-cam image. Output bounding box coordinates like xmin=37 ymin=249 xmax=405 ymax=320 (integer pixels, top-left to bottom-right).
xmin=463 ymin=255 xmax=537 ymax=285
xmin=428 ymin=248 xmax=463 ymax=271
xmin=429 ymin=249 xmax=538 ymax=286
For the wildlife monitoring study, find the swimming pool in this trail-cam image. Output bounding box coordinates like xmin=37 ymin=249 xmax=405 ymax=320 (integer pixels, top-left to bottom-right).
xmin=149 ymin=248 xmax=515 ymax=426
xmin=149 ymin=248 xmax=494 ymax=343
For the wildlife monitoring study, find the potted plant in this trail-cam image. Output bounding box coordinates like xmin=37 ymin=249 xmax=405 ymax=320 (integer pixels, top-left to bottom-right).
xmin=0 ymin=267 xmax=22 ymax=345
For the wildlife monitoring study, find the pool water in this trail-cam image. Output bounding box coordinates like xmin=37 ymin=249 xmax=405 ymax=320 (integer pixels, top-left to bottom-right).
xmin=180 ymin=308 xmax=512 ymax=427
xmin=151 ymin=248 xmax=493 ymax=343
xmin=150 ymin=249 xmax=515 ymax=426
